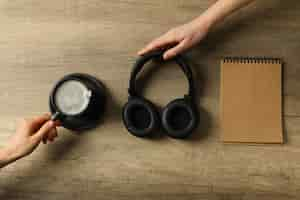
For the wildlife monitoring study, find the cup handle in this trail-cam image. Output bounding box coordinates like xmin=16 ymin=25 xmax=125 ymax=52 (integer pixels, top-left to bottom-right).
xmin=51 ymin=112 xmax=63 ymax=121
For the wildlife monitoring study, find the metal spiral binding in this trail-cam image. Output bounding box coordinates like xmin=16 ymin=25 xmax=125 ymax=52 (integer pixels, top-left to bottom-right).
xmin=222 ymin=57 xmax=282 ymax=64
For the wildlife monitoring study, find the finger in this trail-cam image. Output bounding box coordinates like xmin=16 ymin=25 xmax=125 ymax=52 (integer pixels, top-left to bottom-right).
xmin=42 ymin=131 xmax=49 ymax=144
xmin=163 ymin=39 xmax=189 ymax=60
xmin=138 ymin=38 xmax=171 ymax=55
xmin=138 ymin=35 xmax=177 ymax=56
xmin=47 ymin=128 xmax=58 ymax=142
xmin=33 ymin=121 xmax=55 ymax=141
xmin=28 ymin=114 xmax=51 ymax=131
xmin=53 ymin=129 xmax=58 ymax=139
xmin=42 ymin=128 xmax=54 ymax=144
xmin=42 ymin=135 xmax=47 ymax=144
xmin=53 ymin=120 xmax=62 ymax=127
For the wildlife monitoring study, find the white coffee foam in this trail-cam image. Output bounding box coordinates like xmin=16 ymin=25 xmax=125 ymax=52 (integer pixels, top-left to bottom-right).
xmin=54 ymin=80 xmax=91 ymax=115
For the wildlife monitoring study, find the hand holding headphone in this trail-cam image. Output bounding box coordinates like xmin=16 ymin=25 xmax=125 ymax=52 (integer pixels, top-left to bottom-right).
xmin=122 ymin=51 xmax=199 ymax=139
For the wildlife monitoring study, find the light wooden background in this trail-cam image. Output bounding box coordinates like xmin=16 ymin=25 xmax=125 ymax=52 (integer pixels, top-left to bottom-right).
xmin=0 ymin=0 xmax=299 ymax=199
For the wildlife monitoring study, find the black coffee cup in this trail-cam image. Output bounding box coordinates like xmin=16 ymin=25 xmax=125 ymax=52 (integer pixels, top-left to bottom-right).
xmin=49 ymin=73 xmax=106 ymax=131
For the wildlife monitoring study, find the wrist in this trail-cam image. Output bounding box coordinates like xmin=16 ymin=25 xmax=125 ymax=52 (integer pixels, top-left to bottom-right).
xmin=191 ymin=12 xmax=215 ymax=33
xmin=195 ymin=0 xmax=232 ymax=30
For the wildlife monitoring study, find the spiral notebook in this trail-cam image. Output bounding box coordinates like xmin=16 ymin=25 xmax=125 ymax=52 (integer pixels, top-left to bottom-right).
xmin=220 ymin=57 xmax=283 ymax=144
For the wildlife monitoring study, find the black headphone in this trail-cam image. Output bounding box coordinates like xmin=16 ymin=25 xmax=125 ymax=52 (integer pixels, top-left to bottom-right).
xmin=122 ymin=51 xmax=199 ymax=139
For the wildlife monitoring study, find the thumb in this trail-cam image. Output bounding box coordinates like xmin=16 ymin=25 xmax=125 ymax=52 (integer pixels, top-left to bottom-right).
xmin=33 ymin=121 xmax=55 ymax=141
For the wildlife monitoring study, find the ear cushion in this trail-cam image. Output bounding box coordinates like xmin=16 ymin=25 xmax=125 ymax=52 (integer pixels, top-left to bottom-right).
xmin=162 ymin=98 xmax=198 ymax=139
xmin=122 ymin=97 xmax=159 ymax=137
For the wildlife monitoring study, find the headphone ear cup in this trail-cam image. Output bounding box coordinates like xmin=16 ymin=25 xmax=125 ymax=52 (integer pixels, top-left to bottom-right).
xmin=162 ymin=98 xmax=198 ymax=139
xmin=122 ymin=97 xmax=159 ymax=137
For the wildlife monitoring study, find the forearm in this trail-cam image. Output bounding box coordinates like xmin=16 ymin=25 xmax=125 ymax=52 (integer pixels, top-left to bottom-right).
xmin=194 ymin=0 xmax=255 ymax=28
xmin=0 ymin=148 xmax=18 ymax=168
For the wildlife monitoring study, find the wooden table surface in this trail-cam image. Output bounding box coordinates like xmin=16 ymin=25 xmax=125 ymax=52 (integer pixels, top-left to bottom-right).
xmin=0 ymin=0 xmax=300 ymax=199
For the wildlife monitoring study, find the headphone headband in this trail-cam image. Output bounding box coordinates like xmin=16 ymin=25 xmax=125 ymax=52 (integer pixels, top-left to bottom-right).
xmin=129 ymin=51 xmax=195 ymax=99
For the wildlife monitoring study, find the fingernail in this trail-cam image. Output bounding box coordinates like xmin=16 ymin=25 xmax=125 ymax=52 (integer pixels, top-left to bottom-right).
xmin=48 ymin=121 xmax=54 ymax=126
xmin=163 ymin=54 xmax=168 ymax=60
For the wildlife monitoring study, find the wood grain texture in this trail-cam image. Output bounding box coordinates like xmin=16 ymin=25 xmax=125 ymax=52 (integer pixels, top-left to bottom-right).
xmin=0 ymin=0 xmax=300 ymax=199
